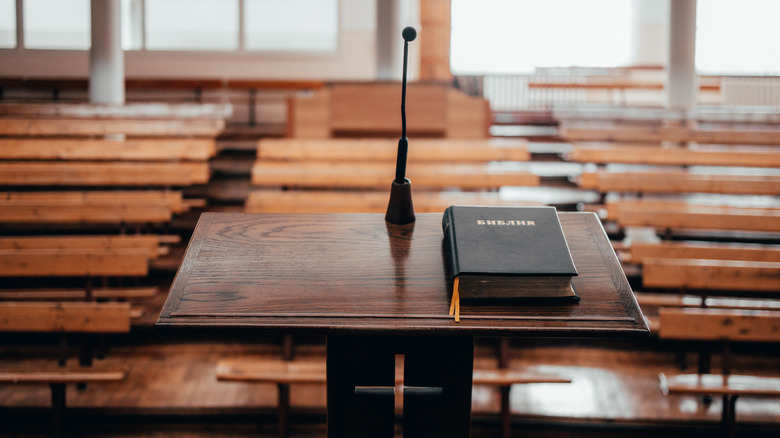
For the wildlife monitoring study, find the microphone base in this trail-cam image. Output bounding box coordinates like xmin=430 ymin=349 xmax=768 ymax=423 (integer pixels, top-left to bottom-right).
xmin=385 ymin=178 xmax=415 ymax=225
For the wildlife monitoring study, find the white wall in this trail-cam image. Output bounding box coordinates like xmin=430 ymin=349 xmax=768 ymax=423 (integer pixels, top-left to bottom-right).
xmin=0 ymin=0 xmax=381 ymax=81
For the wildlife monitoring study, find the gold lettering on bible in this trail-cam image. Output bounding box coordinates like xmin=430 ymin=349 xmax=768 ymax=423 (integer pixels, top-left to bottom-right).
xmin=476 ymin=220 xmax=536 ymax=226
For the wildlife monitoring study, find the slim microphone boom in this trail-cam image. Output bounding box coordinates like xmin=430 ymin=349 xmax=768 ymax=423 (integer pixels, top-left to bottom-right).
xmin=395 ymin=26 xmax=416 ymax=184
xmin=385 ymin=26 xmax=417 ymax=225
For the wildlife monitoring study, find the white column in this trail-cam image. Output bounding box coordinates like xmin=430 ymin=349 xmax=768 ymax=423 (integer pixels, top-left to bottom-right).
xmin=376 ymin=0 xmax=418 ymax=81
xmin=376 ymin=0 xmax=402 ymax=80
xmin=15 ymin=0 xmax=24 ymax=49
xmin=90 ymin=0 xmax=124 ymax=104
xmin=666 ymin=0 xmax=697 ymax=110
xmin=629 ymin=0 xmax=669 ymax=67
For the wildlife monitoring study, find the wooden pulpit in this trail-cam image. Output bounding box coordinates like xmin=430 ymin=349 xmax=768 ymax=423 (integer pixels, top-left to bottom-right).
xmin=157 ymin=212 xmax=649 ymax=437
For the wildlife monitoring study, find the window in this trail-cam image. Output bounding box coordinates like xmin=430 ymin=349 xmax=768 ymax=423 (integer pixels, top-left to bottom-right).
xmin=0 ymin=0 xmax=15 ymax=48
xmin=23 ymin=0 xmax=91 ymax=50
xmin=145 ymin=0 xmax=239 ymax=51
xmin=245 ymin=0 xmax=338 ymax=52
xmin=450 ymin=0 xmax=631 ymax=74
xmin=5 ymin=0 xmax=338 ymax=53
xmin=696 ymin=0 xmax=780 ymax=74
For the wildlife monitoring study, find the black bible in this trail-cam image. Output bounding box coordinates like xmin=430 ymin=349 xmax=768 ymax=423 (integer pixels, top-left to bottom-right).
xmin=442 ymin=205 xmax=579 ymax=307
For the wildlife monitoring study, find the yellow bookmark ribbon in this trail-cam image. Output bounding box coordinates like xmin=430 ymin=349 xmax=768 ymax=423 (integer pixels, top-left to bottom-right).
xmin=449 ymin=276 xmax=460 ymax=323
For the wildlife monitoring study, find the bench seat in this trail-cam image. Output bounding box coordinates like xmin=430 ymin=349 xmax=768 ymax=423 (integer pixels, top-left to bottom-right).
xmin=0 ymin=161 xmax=210 ymax=186
xmin=245 ymin=190 xmax=540 ymax=214
xmin=0 ymin=365 xmax=128 ymax=384
xmin=635 ymin=293 xmax=780 ymax=311
xmin=0 ymin=287 xmax=159 ymax=301
xmin=0 ymin=248 xmax=151 ymax=277
xmin=580 ymin=171 xmax=780 ymax=196
xmin=0 ymin=116 xmax=224 ymax=137
xmin=628 ymin=241 xmax=780 ymax=264
xmin=217 ymin=358 xmax=572 ymax=387
xmin=0 ymin=235 xmax=174 ymax=259
xmin=251 ymin=162 xmax=539 ymax=190
xmin=0 ymin=137 xmax=216 ymax=161
xmin=660 ymin=373 xmax=780 ymax=397
xmin=642 ymin=257 xmax=780 ymax=292
xmin=658 ymin=308 xmax=780 ymax=342
xmin=0 ymin=191 xmax=202 ymax=224
xmin=560 ymin=122 xmax=780 ymax=145
xmin=0 ymin=301 xmax=132 ymax=333
xmin=257 ymin=138 xmax=530 ymax=163
xmin=606 ymin=201 xmax=780 ymax=233
xmin=570 ymin=144 xmax=780 ymax=168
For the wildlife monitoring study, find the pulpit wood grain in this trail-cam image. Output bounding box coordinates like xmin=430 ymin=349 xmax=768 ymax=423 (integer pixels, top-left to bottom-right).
xmin=158 ymin=213 xmax=648 ymax=338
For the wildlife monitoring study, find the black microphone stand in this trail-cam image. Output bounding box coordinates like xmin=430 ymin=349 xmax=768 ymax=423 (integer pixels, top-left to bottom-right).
xmin=385 ymin=27 xmax=417 ymax=225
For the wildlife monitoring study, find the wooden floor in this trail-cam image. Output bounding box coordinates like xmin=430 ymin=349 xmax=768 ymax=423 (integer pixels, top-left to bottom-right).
xmin=2 ymin=324 xmax=779 ymax=437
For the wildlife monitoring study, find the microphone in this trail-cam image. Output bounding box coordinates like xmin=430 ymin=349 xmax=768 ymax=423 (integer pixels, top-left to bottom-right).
xmin=386 ymin=26 xmax=417 ymax=225
xmin=395 ymin=26 xmax=416 ymax=184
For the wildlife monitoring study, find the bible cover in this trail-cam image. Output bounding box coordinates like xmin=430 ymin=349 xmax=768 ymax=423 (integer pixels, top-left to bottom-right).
xmin=442 ymin=205 xmax=579 ymax=301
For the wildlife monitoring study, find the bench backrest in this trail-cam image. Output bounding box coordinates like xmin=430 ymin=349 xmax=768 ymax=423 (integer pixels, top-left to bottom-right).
xmin=0 ymin=138 xmax=216 ymax=161
xmin=0 ymin=247 xmax=150 ymax=277
xmin=0 ymin=235 xmax=163 ymax=277
xmin=0 ymin=301 xmax=132 ymax=333
xmin=257 ymin=138 xmax=530 ymax=163
xmin=570 ymin=145 xmax=780 ymax=168
xmin=606 ymin=201 xmax=780 ymax=233
xmin=0 ymin=235 xmax=167 ymax=259
xmin=580 ymin=171 xmax=780 ymax=196
xmin=287 ymin=84 xmax=489 ymax=139
xmin=658 ymin=308 xmax=780 ymax=342
xmin=630 ymin=241 xmax=780 ymax=264
xmin=560 ymin=122 xmax=780 ymax=145
xmin=642 ymin=257 xmax=780 ymax=292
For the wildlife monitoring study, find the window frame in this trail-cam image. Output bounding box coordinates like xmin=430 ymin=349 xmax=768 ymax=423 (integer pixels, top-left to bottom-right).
xmin=2 ymin=0 xmax=341 ymax=55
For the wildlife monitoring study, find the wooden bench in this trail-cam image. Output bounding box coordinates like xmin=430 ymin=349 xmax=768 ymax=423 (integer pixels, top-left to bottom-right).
xmin=0 ymin=234 xmax=173 ymax=255
xmin=0 ymin=102 xmax=223 ymax=237
xmin=0 ymin=191 xmax=202 ymax=225
xmin=0 ymin=137 xmax=216 ymax=161
xmin=642 ymin=258 xmax=780 ymax=293
xmin=0 ymin=161 xmax=209 ymax=186
xmin=580 ymin=171 xmax=780 ymax=196
xmin=0 ymin=103 xmax=226 ymax=330
xmin=636 ymin=293 xmax=780 ymax=312
xmin=631 ymin=242 xmax=780 ymax=294
xmin=0 ymin=287 xmax=158 ymax=301
xmin=251 ymin=162 xmax=537 ymax=190
xmin=657 ymin=308 xmax=780 ymax=438
xmin=0 ymin=230 xmax=171 ymax=327
xmin=251 ymin=138 xmax=536 ymax=189
xmin=0 ymin=301 xmax=132 ymax=333
xmin=0 ymin=301 xmax=132 ymax=437
xmin=0 ymin=235 xmax=165 ymax=318
xmin=216 ymin=357 xmax=570 ymax=438
xmin=0 ymin=102 xmax=226 ymax=137
xmin=628 ymin=241 xmax=780 ymax=330
xmin=247 ymin=138 xmax=541 ymax=214
xmin=559 ymin=121 xmax=780 ymax=145
xmin=528 ymin=76 xmax=720 ymax=106
xmin=216 ymin=358 xmax=571 ymax=387
xmin=287 ymin=83 xmax=490 ymax=139
xmin=0 ymin=247 xmax=151 ymax=278
xmin=569 ymin=144 xmax=780 ymax=168
xmin=246 ymin=190 xmax=541 ymax=214
xmin=553 ymin=103 xmax=780 ymax=126
xmin=629 ymin=241 xmax=780 ymax=264
xmin=605 ymin=200 xmax=780 ymax=234
xmin=0 ymin=235 xmax=165 ymax=276
xmin=0 ymin=234 xmax=169 ymax=277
